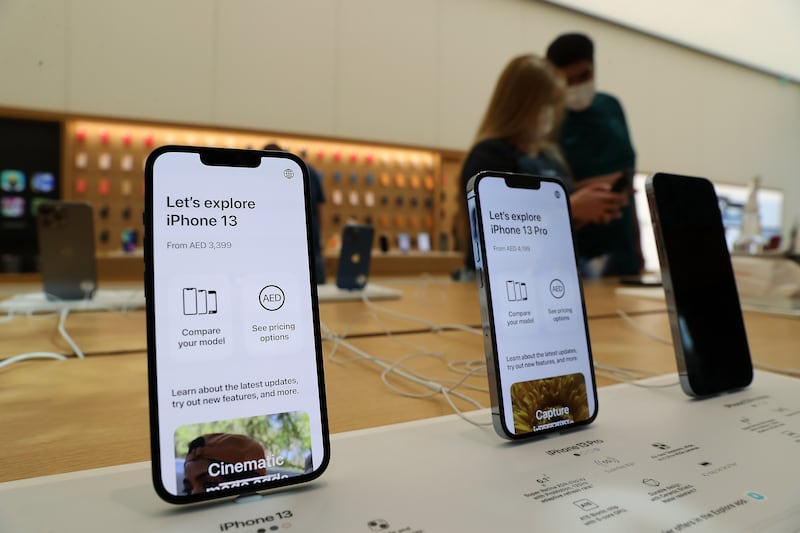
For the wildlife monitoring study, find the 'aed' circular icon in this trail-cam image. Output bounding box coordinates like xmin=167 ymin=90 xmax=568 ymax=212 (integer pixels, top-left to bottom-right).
xmin=549 ymin=279 xmax=565 ymax=299
xmin=259 ymin=285 xmax=285 ymax=311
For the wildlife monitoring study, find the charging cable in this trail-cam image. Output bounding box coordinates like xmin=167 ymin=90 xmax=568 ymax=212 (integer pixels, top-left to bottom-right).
xmin=322 ymin=330 xmax=492 ymax=428
xmin=615 ymin=307 xmax=800 ymax=379
xmin=0 ymin=307 xmax=86 ymax=370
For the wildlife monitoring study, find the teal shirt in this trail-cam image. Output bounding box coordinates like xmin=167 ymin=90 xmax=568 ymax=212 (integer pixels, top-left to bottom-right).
xmin=558 ymin=92 xmax=639 ymax=275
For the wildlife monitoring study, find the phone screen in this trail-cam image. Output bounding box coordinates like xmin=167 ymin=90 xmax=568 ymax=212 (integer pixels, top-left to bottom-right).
xmin=145 ymin=147 xmax=328 ymax=503
xmin=469 ymin=172 xmax=597 ymax=439
xmin=647 ymin=173 xmax=752 ymax=396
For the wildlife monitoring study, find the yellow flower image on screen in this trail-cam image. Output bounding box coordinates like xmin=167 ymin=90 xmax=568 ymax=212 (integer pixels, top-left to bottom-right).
xmin=510 ymin=373 xmax=589 ymax=434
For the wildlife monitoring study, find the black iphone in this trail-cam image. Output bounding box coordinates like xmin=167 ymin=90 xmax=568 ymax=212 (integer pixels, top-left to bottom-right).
xmin=646 ymin=172 xmax=752 ymax=397
xmin=336 ymin=223 xmax=374 ymax=290
xmin=36 ymin=201 xmax=97 ymax=300
xmin=611 ymin=169 xmax=634 ymax=193
xmin=144 ymin=146 xmax=329 ymax=503
xmin=467 ymin=171 xmax=598 ymax=440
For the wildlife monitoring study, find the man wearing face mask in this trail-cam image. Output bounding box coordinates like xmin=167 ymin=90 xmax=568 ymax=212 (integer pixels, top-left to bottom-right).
xmin=455 ymin=54 xmax=626 ymax=279
xmin=547 ymin=33 xmax=642 ymax=277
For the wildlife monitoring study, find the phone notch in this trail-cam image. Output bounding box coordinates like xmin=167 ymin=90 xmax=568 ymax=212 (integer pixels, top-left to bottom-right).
xmin=199 ymin=148 xmax=262 ymax=168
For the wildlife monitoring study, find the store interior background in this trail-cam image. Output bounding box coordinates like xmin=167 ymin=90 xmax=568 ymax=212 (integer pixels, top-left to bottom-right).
xmin=2 ymin=0 xmax=799 ymax=235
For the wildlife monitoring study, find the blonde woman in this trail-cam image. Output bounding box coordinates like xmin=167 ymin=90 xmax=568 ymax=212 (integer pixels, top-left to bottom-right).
xmin=458 ymin=54 xmax=625 ymax=274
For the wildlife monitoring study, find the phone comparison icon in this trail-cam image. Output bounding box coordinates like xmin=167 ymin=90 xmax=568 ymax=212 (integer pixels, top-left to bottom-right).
xmin=182 ymin=288 xmax=217 ymax=315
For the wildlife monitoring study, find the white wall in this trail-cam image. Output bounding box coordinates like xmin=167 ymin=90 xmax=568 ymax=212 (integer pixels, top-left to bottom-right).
xmin=2 ymin=0 xmax=799 ymax=228
xmin=543 ymin=0 xmax=800 ymax=82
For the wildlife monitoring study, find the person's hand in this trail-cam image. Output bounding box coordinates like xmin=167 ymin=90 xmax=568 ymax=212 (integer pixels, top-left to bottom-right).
xmin=569 ymin=183 xmax=626 ymax=228
xmin=575 ymin=171 xmax=623 ymax=188
xmin=575 ymin=171 xmax=631 ymax=206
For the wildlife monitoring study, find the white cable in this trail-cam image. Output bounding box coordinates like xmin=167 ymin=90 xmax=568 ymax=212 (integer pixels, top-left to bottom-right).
xmin=325 ymin=331 xmax=486 ymax=395
xmin=360 ymin=291 xmax=484 ymax=336
xmin=376 ymin=352 xmax=490 ymax=399
xmin=379 ymin=352 xmax=452 ymax=399
xmin=0 ymin=307 xmax=85 ymax=365
xmin=0 ymin=288 xmax=138 ymax=366
xmin=0 ymin=351 xmax=68 ymax=369
xmin=360 ymin=292 xmax=438 ymax=330
xmin=615 ymin=308 xmax=673 ymax=344
xmin=321 ymin=305 xmax=489 ymax=395
xmin=615 ymin=309 xmax=800 ymax=381
xmin=325 ymin=333 xmax=492 ymax=427
xmin=57 ymin=307 xmax=85 ymax=359
xmin=445 ymin=360 xmax=489 ymax=393
xmin=448 ymin=359 xmax=487 ymax=376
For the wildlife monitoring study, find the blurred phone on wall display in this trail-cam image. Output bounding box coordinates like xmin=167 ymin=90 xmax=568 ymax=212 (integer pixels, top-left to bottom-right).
xmin=646 ymin=172 xmax=752 ymax=397
xmin=36 ymin=201 xmax=97 ymax=300
xmin=397 ymin=232 xmax=411 ymax=254
xmin=467 ymin=171 xmax=598 ymax=440
xmin=145 ymin=146 xmax=329 ymax=504
xmin=417 ymin=232 xmax=431 ymax=252
xmin=378 ymin=234 xmax=390 ymax=253
xmin=336 ymin=223 xmax=374 ymax=290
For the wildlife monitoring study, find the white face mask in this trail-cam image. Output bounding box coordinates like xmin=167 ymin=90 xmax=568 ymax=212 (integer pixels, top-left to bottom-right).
xmin=565 ymin=80 xmax=595 ymax=111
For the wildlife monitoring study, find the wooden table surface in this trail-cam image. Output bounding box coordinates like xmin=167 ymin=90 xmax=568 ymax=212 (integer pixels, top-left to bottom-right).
xmin=0 ymin=277 xmax=667 ymax=357
xmin=1 ymin=277 xmax=796 ymax=483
